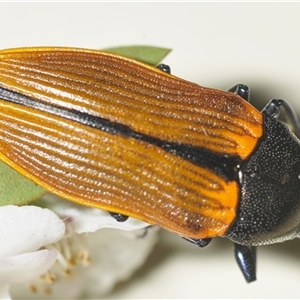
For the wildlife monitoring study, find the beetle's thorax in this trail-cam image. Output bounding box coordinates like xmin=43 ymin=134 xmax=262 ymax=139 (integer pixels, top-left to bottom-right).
xmin=227 ymin=116 xmax=300 ymax=246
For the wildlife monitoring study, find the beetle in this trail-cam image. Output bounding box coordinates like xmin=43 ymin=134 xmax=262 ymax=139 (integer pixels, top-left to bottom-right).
xmin=0 ymin=47 xmax=300 ymax=283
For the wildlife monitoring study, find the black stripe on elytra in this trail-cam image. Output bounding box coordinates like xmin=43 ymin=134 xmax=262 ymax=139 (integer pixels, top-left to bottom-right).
xmin=0 ymin=87 xmax=241 ymax=181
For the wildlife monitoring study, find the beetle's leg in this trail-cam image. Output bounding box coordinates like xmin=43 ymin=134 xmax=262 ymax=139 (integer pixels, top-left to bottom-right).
xmin=262 ymin=99 xmax=300 ymax=135
xmin=228 ymin=84 xmax=250 ymax=102
xmin=234 ymin=243 xmax=256 ymax=283
xmin=109 ymin=213 xmax=156 ymax=233
xmin=182 ymin=236 xmax=212 ymax=248
xmin=108 ymin=212 xmax=129 ymax=222
xmin=156 ymin=63 xmax=171 ymax=74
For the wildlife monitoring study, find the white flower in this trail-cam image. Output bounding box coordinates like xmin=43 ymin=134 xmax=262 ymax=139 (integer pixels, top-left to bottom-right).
xmin=0 ymin=205 xmax=66 ymax=300
xmin=9 ymin=195 xmax=158 ymax=299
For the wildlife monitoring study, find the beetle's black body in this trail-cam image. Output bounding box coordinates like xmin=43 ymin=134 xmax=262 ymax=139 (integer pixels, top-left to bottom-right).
xmin=228 ymin=87 xmax=300 ymax=282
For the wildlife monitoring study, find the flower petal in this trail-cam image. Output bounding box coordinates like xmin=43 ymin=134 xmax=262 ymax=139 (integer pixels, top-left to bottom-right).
xmin=0 ymin=206 xmax=65 ymax=257
xmin=42 ymin=195 xmax=150 ymax=234
xmin=82 ymin=228 xmax=159 ymax=297
xmin=0 ymin=249 xmax=57 ymax=283
xmin=62 ymin=206 xmax=150 ymax=234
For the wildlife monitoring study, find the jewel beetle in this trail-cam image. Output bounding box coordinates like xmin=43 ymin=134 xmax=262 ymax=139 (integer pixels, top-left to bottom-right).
xmin=0 ymin=47 xmax=300 ymax=283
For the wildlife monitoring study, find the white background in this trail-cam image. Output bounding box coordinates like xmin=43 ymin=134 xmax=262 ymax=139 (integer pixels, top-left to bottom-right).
xmin=1 ymin=2 xmax=300 ymax=298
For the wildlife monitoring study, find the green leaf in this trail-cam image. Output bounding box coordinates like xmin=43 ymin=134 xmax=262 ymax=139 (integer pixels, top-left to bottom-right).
xmin=0 ymin=162 xmax=46 ymax=206
xmin=103 ymin=45 xmax=171 ymax=65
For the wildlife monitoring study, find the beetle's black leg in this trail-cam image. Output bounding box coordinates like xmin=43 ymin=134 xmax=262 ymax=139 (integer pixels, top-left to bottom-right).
xmin=262 ymin=99 xmax=300 ymax=135
xmin=156 ymin=63 xmax=171 ymax=74
xmin=182 ymin=236 xmax=212 ymax=248
xmin=234 ymin=243 xmax=256 ymax=283
xmin=262 ymin=99 xmax=284 ymax=118
xmin=228 ymin=84 xmax=250 ymax=102
xmin=108 ymin=212 xmax=129 ymax=222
